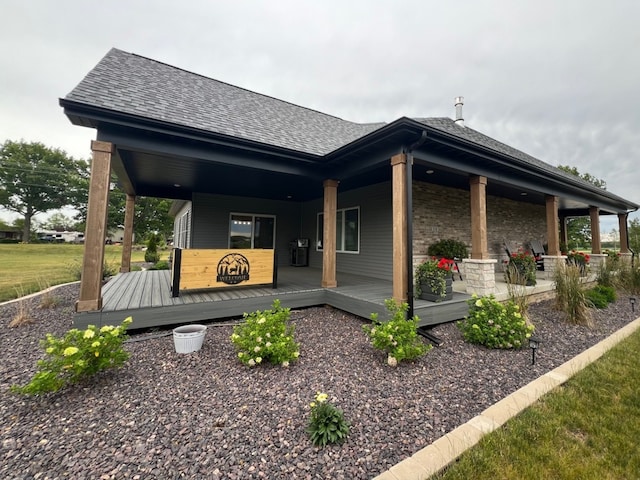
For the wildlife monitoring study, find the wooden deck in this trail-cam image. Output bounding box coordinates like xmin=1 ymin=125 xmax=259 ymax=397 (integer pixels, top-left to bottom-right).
xmin=73 ymin=267 xmax=472 ymax=330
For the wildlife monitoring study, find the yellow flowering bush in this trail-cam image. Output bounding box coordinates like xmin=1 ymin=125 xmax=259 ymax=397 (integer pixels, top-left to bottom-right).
xmin=458 ymin=295 xmax=534 ymax=349
xmin=231 ymin=300 xmax=300 ymax=367
xmin=12 ymin=317 xmax=132 ymax=395
xmin=307 ymin=391 xmax=349 ymax=447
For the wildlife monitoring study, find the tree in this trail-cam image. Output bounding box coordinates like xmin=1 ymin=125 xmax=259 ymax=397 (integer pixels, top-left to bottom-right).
xmin=558 ymin=165 xmax=607 ymax=250
xmin=0 ymin=140 xmax=88 ymax=242
xmin=43 ymin=212 xmax=76 ymax=232
xmin=74 ymin=181 xmax=173 ymax=242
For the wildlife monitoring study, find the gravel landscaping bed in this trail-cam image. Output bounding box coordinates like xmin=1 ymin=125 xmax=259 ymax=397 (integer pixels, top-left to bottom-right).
xmin=1 ymin=284 xmax=637 ymax=479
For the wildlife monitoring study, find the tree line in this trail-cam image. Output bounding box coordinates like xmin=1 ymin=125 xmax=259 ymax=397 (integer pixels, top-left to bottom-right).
xmin=0 ymin=140 xmax=172 ymax=243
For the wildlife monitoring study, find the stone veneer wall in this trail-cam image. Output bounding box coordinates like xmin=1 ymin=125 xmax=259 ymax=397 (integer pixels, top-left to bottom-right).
xmin=413 ymin=181 xmax=547 ymax=269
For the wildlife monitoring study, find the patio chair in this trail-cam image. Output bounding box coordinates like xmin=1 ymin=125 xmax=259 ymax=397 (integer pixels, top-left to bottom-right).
xmin=528 ymin=239 xmax=546 ymax=271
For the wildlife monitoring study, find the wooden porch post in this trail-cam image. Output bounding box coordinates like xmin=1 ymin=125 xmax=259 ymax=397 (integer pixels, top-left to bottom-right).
xmin=546 ymin=195 xmax=561 ymax=256
xmin=76 ymin=141 xmax=113 ymax=312
xmin=469 ymin=175 xmax=489 ymax=259
xmin=120 ymin=194 xmax=136 ymax=273
xmin=391 ymin=153 xmax=408 ymax=303
xmin=618 ymin=212 xmax=629 ymax=253
xmin=559 ymin=215 xmax=568 ymax=251
xmin=322 ymin=179 xmax=339 ymax=288
xmin=590 ymin=206 xmax=602 ymax=254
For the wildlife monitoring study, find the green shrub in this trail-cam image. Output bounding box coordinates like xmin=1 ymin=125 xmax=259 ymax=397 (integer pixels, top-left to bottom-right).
xmin=593 ymin=284 xmax=616 ymax=303
xmin=11 ymin=317 xmax=132 ymax=395
xmin=149 ymin=260 xmax=169 ymax=270
xmin=585 ymin=284 xmax=617 ymax=308
xmin=144 ymin=235 xmax=160 ymax=263
xmin=554 ymin=263 xmax=592 ymax=326
xmin=585 ymin=289 xmax=609 ymax=309
xmin=307 ymin=391 xmax=349 ymax=447
xmin=362 ymin=299 xmax=431 ymax=365
xmin=458 ymin=294 xmax=534 ymax=349
xmin=67 ymin=258 xmax=119 ymax=281
xmin=230 ymin=299 xmax=300 ymax=367
xmin=427 ymin=238 xmax=468 ymax=259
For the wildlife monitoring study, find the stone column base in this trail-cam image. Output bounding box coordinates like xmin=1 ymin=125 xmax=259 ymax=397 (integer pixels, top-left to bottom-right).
xmin=542 ymin=255 xmax=567 ymax=280
xmin=589 ymin=253 xmax=608 ymax=274
xmin=618 ymin=252 xmax=633 ymax=265
xmin=462 ymin=259 xmax=497 ymax=296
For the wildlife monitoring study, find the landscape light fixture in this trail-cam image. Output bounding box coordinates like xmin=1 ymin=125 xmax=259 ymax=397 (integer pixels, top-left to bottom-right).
xmin=630 ymin=297 xmax=637 ymax=313
xmin=528 ymin=336 xmax=542 ymax=365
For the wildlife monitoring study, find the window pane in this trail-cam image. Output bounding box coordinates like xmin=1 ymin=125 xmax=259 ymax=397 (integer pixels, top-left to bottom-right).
xmin=344 ymin=208 xmax=359 ymax=252
xmin=317 ymin=213 xmax=324 ymax=250
xmin=254 ymin=216 xmax=274 ymax=249
xmin=336 ymin=210 xmax=343 ymax=251
xmin=230 ymin=215 xmax=252 ymax=249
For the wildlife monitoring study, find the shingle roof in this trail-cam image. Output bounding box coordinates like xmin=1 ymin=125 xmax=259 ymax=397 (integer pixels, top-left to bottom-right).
xmin=64 ymin=48 xmax=385 ymax=156
xmin=415 ymin=117 xmax=613 ymax=192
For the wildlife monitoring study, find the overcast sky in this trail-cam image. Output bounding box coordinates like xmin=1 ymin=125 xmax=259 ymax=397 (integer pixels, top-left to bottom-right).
xmin=1 ymin=0 xmax=638 ymax=234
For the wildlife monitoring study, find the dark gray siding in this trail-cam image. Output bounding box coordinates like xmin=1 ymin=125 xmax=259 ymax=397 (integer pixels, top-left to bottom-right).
xmin=301 ymin=182 xmax=393 ymax=280
xmin=191 ymin=193 xmax=303 ymax=266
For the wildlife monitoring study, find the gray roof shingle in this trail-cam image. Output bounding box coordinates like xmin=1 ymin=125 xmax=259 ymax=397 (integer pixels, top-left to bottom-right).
xmin=64 ymin=48 xmax=384 ymax=156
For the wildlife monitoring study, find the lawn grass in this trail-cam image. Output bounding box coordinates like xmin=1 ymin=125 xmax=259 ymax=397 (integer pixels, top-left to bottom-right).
xmin=433 ymin=326 xmax=640 ymax=479
xmin=0 ymin=244 xmax=167 ymax=302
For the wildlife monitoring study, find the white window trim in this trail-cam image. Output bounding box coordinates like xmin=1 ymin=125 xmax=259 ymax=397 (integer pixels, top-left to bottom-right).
xmin=316 ymin=206 xmax=360 ymax=254
xmin=228 ymin=212 xmax=277 ymax=249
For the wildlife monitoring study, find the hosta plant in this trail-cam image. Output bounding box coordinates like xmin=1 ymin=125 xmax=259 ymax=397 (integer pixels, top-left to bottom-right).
xmin=231 ymin=299 xmax=300 ymax=367
xmin=307 ymin=391 xmax=349 ymax=447
xmin=458 ymin=295 xmax=534 ymax=349
xmin=362 ymin=299 xmax=431 ymax=365
xmin=12 ymin=317 xmax=132 ymax=395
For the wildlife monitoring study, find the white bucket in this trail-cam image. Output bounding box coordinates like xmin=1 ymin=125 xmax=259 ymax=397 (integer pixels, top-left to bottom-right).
xmin=173 ymin=324 xmax=207 ymax=353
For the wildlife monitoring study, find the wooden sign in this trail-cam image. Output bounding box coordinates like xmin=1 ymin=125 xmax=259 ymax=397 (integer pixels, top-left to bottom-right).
xmin=171 ymin=248 xmax=276 ymax=296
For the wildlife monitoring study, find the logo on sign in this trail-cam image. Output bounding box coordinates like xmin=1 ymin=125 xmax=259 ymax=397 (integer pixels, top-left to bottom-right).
xmin=216 ymin=253 xmax=250 ymax=285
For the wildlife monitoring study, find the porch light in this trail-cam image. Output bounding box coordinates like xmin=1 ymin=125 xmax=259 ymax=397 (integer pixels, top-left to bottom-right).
xmin=528 ymin=336 xmax=542 ymax=365
xmin=520 ymin=192 xmax=528 ymax=196
xmin=173 ymin=183 xmax=181 ymax=188
xmin=630 ymin=297 xmax=637 ymax=313
xmin=426 ymin=169 xmax=434 ymax=174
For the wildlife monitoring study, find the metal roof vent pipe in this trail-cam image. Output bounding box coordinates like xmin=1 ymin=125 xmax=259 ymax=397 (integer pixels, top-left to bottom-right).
xmin=454 ymin=96 xmax=464 ymax=127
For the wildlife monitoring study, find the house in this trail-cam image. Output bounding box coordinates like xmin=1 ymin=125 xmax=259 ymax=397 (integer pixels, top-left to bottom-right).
xmin=0 ymin=227 xmax=21 ymax=242
xmin=60 ymin=48 xmax=639 ymax=328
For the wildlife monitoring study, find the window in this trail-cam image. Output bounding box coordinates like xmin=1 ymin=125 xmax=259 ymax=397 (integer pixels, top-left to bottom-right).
xmin=316 ymin=206 xmax=359 ymax=253
xmin=175 ymin=209 xmax=191 ymax=248
xmin=229 ymin=213 xmax=275 ymax=249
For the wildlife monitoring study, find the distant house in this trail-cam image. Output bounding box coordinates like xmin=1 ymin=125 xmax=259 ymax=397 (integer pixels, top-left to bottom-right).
xmin=60 ymin=48 xmax=639 ymax=321
xmin=0 ymin=227 xmax=21 ymax=242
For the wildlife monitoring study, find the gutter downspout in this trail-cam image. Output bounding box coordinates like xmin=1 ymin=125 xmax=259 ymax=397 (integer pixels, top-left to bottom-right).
xmin=405 ymin=130 xmax=428 ymax=318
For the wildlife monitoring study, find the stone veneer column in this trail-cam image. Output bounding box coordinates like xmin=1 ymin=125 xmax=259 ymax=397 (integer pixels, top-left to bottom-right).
xmin=462 ymin=258 xmax=497 ymax=296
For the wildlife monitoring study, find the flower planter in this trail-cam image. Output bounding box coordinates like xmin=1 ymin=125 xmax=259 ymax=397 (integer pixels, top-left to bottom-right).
xmin=419 ymin=276 xmax=453 ymax=302
xmin=173 ymin=324 xmax=207 ymax=353
xmin=505 ymin=266 xmax=537 ymax=286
